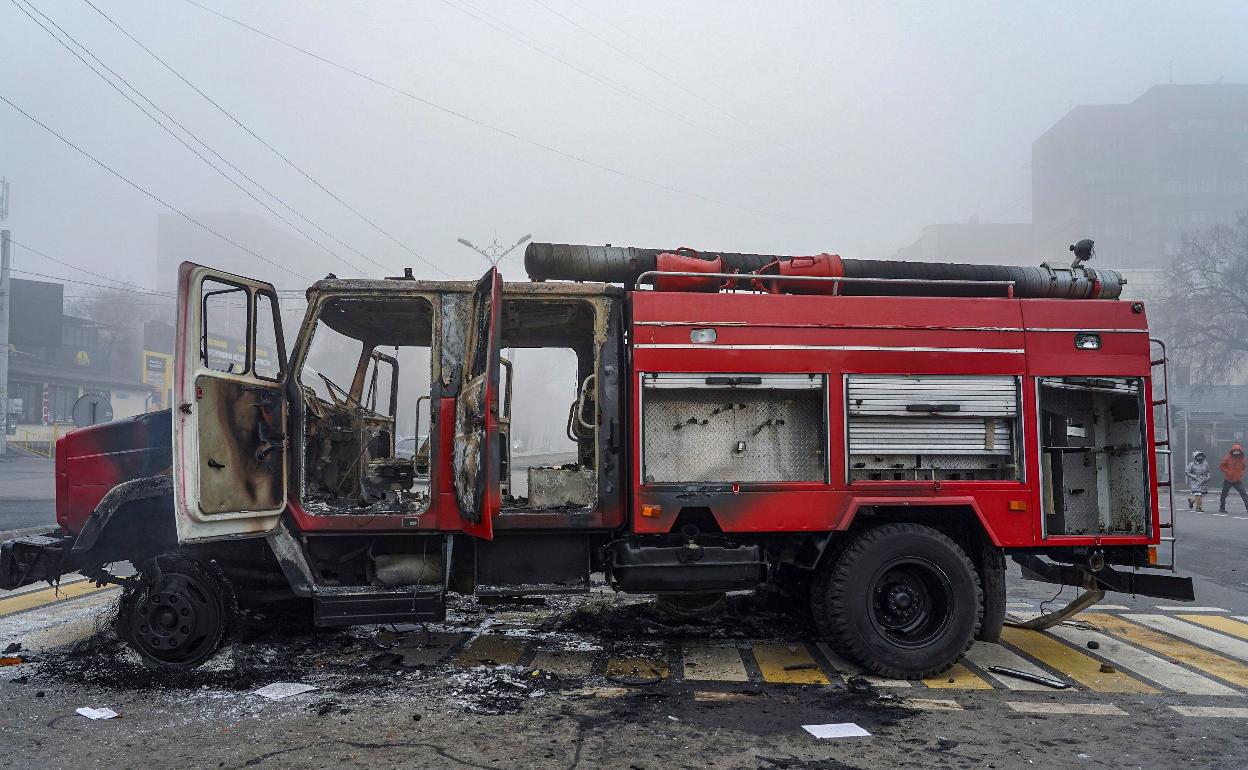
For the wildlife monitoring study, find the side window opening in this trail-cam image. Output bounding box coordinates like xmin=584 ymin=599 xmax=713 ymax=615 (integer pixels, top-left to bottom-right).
xmin=200 ymin=278 xmax=250 ymax=375
xmin=500 ymin=298 xmax=602 ymax=510
xmin=1039 ymin=376 xmax=1149 ymax=536
xmin=253 ymin=291 xmax=284 ymax=381
xmin=298 ymin=296 xmax=435 ymax=515
xmin=846 ymin=375 xmax=1021 ymax=482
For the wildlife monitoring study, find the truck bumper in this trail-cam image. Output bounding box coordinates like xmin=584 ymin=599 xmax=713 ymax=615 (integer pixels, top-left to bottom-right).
xmin=0 ymin=532 xmax=74 ymax=590
xmin=1012 ymin=553 xmax=1195 ymax=602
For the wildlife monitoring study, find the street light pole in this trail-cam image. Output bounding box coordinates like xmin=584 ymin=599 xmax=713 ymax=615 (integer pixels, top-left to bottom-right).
xmin=456 ymin=233 xmax=532 ymax=267
xmin=0 ymin=228 xmax=10 ymax=458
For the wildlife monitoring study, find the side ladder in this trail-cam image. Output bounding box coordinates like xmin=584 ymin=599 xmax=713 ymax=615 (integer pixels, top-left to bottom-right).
xmin=1150 ymin=337 xmax=1177 ymax=571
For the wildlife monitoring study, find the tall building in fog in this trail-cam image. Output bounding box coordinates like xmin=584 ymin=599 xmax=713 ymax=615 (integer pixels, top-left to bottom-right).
xmin=892 ymin=222 xmax=1033 ymax=265
xmin=1032 ymin=84 xmax=1248 ymax=269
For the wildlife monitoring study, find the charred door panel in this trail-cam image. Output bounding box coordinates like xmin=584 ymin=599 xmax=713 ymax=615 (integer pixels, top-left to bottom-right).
xmin=195 ymin=376 xmax=284 ymax=515
xmin=452 ymin=268 xmax=502 ymax=537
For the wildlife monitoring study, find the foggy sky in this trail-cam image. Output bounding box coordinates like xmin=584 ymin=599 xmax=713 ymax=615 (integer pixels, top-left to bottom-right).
xmin=3 ymin=0 xmax=1248 ymax=293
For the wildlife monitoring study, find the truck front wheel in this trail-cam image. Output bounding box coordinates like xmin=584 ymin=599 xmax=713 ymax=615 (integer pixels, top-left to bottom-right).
xmin=117 ymin=554 xmax=235 ymax=670
xmin=812 ymin=523 xmax=982 ymax=680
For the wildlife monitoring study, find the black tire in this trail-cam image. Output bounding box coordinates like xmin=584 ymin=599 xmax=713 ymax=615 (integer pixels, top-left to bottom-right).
xmin=117 ymin=553 xmax=235 ymax=671
xmin=811 ymin=523 xmax=981 ymax=680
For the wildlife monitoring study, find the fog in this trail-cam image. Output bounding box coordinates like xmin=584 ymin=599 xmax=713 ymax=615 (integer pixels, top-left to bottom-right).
xmin=3 ymin=1 xmax=1248 ymax=441
xmin=3 ymin=0 xmax=1246 ymax=292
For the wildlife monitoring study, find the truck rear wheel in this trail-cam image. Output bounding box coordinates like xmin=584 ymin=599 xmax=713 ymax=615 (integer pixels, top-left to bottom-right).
xmin=117 ymin=554 xmax=234 ymax=670
xmin=812 ymin=523 xmax=981 ymax=680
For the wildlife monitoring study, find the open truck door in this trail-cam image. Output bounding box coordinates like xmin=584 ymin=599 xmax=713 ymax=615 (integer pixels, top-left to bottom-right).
xmin=453 ymin=267 xmax=503 ymax=539
xmin=173 ymin=262 xmax=288 ymax=543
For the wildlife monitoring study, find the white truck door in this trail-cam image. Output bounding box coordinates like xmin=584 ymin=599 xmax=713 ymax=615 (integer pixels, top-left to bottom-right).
xmin=173 ymin=262 xmax=288 ymax=543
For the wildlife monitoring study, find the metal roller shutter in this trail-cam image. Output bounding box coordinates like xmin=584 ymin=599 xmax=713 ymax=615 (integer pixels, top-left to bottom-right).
xmin=847 ymin=375 xmax=1018 ymax=456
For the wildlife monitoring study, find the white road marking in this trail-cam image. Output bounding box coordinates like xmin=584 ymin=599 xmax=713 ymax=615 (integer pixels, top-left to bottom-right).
xmin=1094 ymin=605 xmax=1131 ymax=611
xmin=1006 ymin=702 xmax=1127 ymax=715
xmin=1124 ymin=614 xmax=1248 ymax=662
xmin=1169 ymin=706 xmax=1248 ymax=718
xmin=816 ymin=643 xmax=911 ymax=687
xmin=903 ymin=698 xmax=964 ymax=711
xmin=1155 ymin=606 xmax=1228 ymax=612
xmin=682 ymin=644 xmax=750 ymax=682
xmin=965 ymin=641 xmax=1067 ymax=691
xmin=1047 ymin=624 xmax=1238 ymax=696
xmin=1191 ymin=510 xmax=1248 ymax=521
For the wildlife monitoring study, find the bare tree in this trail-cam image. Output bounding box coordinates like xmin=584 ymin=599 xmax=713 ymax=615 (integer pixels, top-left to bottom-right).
xmin=1157 ymin=212 xmax=1248 ymax=384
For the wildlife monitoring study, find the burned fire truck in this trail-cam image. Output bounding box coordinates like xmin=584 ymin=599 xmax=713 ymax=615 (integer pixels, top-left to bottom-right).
xmin=0 ymin=240 xmax=1194 ymax=677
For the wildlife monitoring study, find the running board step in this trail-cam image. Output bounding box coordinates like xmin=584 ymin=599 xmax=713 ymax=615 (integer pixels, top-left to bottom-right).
xmin=313 ymin=585 xmax=445 ymax=627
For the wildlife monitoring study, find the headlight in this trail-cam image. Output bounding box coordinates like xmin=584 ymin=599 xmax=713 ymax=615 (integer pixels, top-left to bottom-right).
xmin=1074 ymin=333 xmax=1101 ymax=350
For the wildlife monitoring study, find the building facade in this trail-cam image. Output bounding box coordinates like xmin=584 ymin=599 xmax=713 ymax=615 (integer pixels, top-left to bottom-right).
xmin=5 ymin=278 xmax=155 ymax=441
xmin=1032 ymin=84 xmax=1248 ymax=268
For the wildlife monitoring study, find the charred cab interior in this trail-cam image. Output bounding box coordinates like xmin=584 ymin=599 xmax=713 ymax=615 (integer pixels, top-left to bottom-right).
xmin=296 ymin=294 xmax=436 ymax=515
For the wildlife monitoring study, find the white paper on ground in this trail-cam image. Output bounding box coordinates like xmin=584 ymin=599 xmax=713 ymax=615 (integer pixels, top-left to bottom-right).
xmin=76 ymin=707 xmax=119 ymax=720
xmin=803 ymin=723 xmax=871 ymax=739
xmin=252 ymin=682 xmax=319 ymax=700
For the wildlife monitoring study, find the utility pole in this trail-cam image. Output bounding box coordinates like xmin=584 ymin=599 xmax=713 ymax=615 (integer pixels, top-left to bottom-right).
xmin=456 ymin=233 xmax=532 ymax=267
xmin=0 ymin=228 xmax=10 ymax=458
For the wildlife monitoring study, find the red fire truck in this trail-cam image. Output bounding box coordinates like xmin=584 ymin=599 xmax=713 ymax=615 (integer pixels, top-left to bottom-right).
xmin=0 ymin=240 xmax=1193 ymax=677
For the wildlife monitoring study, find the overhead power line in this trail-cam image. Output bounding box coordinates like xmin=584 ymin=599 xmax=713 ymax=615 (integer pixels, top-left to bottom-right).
xmin=13 ymin=0 xmax=374 ymax=278
xmin=80 ymin=0 xmax=448 ymax=278
xmin=8 ymin=238 xmax=171 ymax=296
xmin=442 ymin=0 xmax=740 ymax=149
xmin=178 ymin=0 xmax=797 ymax=222
xmin=524 ymin=0 xmax=808 ymax=174
xmin=12 ymin=267 xmax=172 ymax=296
xmin=0 ymin=92 xmax=311 ymax=282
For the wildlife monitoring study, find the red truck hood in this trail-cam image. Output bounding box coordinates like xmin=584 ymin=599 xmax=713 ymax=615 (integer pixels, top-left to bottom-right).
xmin=55 ymin=409 xmax=172 ymax=534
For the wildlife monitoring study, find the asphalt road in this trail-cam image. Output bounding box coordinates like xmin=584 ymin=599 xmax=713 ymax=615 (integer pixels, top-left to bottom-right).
xmin=3 ymin=454 xmax=1248 ymax=768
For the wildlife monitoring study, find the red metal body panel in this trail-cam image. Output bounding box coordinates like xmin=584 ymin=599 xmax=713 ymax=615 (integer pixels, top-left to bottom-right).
xmin=54 ymin=411 xmax=173 ymax=535
xmin=51 ymin=285 xmax=1158 ymax=556
xmin=629 ymin=291 xmax=1159 ymax=549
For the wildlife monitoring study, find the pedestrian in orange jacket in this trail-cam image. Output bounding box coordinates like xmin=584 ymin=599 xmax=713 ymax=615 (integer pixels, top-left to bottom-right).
xmin=1218 ymin=444 xmax=1248 ymax=513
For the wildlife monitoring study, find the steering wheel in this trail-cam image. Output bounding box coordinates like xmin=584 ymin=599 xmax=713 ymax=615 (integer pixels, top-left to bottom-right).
xmin=317 ymin=372 xmax=358 ymax=408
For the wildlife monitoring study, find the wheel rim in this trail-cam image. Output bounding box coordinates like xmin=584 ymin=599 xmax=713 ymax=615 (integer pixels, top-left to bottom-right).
xmin=126 ymin=570 xmax=223 ymax=666
xmin=867 ymin=557 xmax=954 ymax=649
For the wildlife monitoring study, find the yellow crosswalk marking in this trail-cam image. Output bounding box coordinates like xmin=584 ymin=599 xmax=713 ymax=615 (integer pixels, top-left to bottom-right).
xmin=751 ymin=643 xmax=830 ymax=685
xmin=1178 ymin=614 xmax=1248 ymax=642
xmin=922 ymin=662 xmax=993 ymax=689
xmin=0 ymin=581 xmax=116 ymax=618
xmin=682 ymin=644 xmax=749 ymax=682
xmin=1000 ymin=627 xmax=1157 ymax=693
xmin=605 ymin=656 xmax=669 ymax=683
xmin=454 ymin=634 xmax=526 ymax=667
xmin=1084 ymin=614 xmax=1248 ymax=689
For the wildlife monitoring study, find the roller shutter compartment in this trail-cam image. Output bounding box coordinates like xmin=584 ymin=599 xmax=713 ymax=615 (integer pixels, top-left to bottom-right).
xmin=847 ymin=375 xmax=1020 ymax=482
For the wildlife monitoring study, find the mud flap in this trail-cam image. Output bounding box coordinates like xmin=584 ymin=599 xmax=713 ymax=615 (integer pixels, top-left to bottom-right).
xmin=977 ymin=546 xmax=1007 ymax=643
